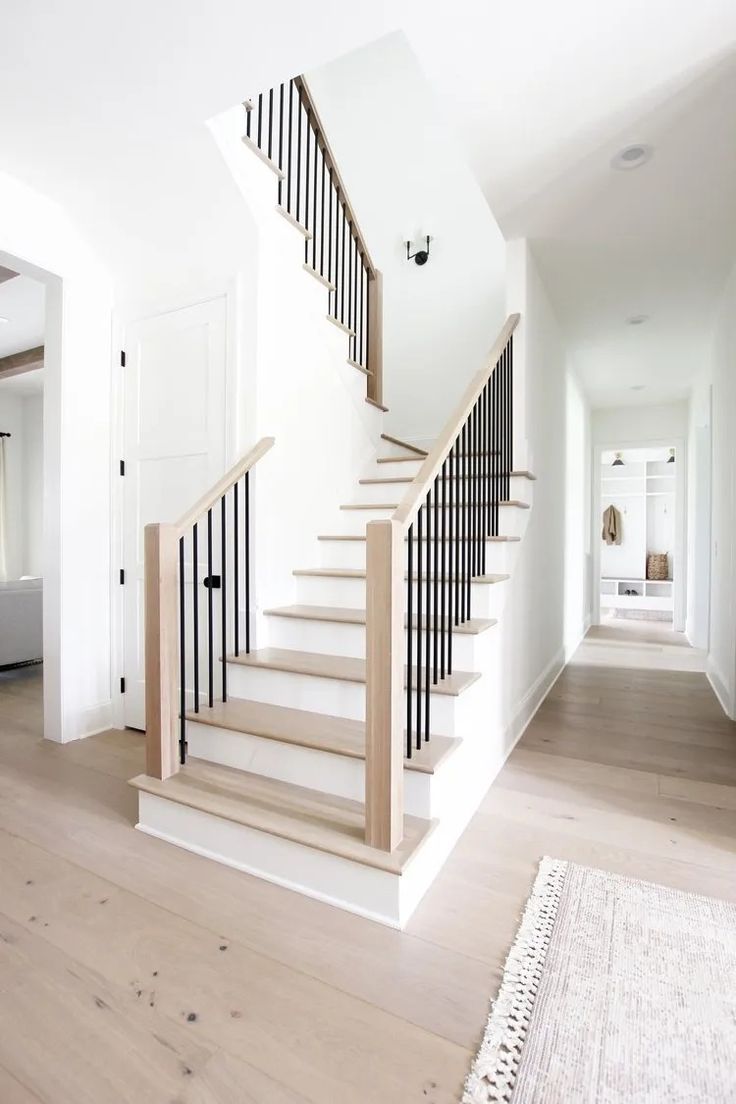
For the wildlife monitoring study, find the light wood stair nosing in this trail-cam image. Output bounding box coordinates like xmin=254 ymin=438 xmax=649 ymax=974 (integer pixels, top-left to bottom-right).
xmin=303 ymin=262 xmax=335 ymax=291
xmin=326 ymin=315 xmax=355 ymax=337
xmin=380 ymin=433 xmax=428 ymax=457
xmin=225 ymin=647 xmax=480 ymax=697
xmin=264 ymin=602 xmax=498 ymax=634
xmin=277 ymin=205 xmax=313 ymax=239
xmin=294 ymin=567 xmax=511 ymax=584
xmin=317 ymin=534 xmax=520 ymax=544
xmin=240 ymin=134 xmax=285 ymax=179
xmin=185 ymin=696 xmax=459 ymax=775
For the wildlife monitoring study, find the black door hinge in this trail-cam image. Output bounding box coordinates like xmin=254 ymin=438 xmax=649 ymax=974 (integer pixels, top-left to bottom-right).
xmin=119 ymin=459 xmax=125 ymax=476
xmin=119 ymin=569 xmax=125 ymax=585
xmin=120 ymin=677 xmax=126 ymax=694
xmin=120 ymin=350 xmax=126 ymax=367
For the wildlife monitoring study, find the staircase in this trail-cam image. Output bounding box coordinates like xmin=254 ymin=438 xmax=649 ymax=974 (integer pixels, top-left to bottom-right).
xmin=130 ymin=75 xmax=534 ymax=928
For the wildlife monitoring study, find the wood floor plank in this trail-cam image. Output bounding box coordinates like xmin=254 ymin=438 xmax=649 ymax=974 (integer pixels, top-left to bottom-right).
xmin=0 ymin=614 xmax=734 ymax=1101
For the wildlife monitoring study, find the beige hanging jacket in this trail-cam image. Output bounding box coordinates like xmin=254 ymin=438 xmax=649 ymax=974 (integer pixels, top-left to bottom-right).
xmin=602 ymin=504 xmax=622 ymax=546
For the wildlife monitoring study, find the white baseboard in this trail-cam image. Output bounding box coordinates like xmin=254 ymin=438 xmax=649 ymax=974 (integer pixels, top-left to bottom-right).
xmin=59 ymin=698 xmax=113 ymax=743
xmin=506 ymin=645 xmax=566 ymax=755
xmin=706 ymin=657 xmax=734 ymax=720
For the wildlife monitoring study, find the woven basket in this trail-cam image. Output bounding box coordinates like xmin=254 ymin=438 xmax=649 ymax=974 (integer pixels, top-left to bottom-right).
xmin=646 ymin=553 xmax=669 ymax=581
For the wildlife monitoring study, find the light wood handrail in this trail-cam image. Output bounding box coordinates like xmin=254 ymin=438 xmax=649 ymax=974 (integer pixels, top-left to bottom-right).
xmin=175 ymin=437 xmax=275 ymax=536
xmin=391 ymin=314 xmax=520 ymax=532
xmin=144 ymin=437 xmax=275 ymax=780
xmin=364 ymin=313 xmax=520 ymax=851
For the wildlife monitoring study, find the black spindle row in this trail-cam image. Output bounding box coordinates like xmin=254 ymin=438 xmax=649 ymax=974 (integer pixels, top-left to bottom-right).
xmin=244 ymin=78 xmax=373 ymax=372
xmin=404 ymin=335 xmax=514 ymax=758
xmin=177 ymin=471 xmax=252 ymax=764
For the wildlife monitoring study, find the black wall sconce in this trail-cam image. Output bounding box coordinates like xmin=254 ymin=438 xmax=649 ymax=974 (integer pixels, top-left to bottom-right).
xmin=406 ymin=235 xmax=431 ymax=266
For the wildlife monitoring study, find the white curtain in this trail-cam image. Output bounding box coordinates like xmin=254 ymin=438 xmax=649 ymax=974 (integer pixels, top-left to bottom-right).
xmin=0 ymin=437 xmax=7 ymax=582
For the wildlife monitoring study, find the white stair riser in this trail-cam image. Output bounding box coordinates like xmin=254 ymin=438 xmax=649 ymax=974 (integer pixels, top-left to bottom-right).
xmin=186 ymin=722 xmax=437 ymax=818
xmin=337 ymin=504 xmax=528 ymax=537
xmin=317 ymin=537 xmax=519 ymax=572
xmin=225 ymin=662 xmax=460 ymax=734
xmin=294 ymin=572 xmax=508 ymax=617
xmin=265 ymin=612 xmax=484 ymax=667
xmin=368 ymin=460 xmax=423 ymax=479
xmin=355 ymin=476 xmax=532 ymax=507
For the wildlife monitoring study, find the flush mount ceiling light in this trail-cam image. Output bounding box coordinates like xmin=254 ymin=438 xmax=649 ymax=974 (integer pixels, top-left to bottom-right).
xmin=611 ymin=143 xmax=653 ymax=171
xmin=612 ymin=452 xmax=625 ymax=467
xmin=627 ymin=314 xmax=649 ymax=326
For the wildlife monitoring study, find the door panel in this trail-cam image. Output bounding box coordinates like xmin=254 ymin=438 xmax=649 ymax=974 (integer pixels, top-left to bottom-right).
xmin=123 ymin=297 xmax=227 ymax=729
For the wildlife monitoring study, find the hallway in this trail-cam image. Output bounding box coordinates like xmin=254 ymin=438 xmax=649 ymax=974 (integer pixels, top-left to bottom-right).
xmin=0 ymin=651 xmax=734 ymax=1102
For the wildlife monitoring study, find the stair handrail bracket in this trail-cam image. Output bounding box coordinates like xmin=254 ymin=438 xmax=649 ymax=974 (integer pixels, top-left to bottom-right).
xmin=364 ymin=314 xmax=520 ymax=851
xmin=144 ymin=437 xmax=275 ymax=781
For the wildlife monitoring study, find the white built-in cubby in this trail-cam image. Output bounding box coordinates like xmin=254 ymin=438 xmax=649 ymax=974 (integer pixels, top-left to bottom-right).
xmin=600 ymin=451 xmax=676 ymax=617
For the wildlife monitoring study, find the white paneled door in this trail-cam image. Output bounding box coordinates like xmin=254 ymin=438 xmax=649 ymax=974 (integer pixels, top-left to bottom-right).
xmin=122 ymin=297 xmax=227 ymax=730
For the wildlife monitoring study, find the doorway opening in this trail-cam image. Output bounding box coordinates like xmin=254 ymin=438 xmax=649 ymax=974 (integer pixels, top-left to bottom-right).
xmin=0 ymin=265 xmax=45 ymax=726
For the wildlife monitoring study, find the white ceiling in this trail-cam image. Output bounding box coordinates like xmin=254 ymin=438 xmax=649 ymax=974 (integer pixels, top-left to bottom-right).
xmin=0 ymin=275 xmax=45 ymax=358
xmin=1 ymin=0 xmax=735 ymax=408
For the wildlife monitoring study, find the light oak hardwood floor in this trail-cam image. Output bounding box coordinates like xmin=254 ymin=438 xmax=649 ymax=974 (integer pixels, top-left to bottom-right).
xmin=0 ymin=638 xmax=734 ymax=1103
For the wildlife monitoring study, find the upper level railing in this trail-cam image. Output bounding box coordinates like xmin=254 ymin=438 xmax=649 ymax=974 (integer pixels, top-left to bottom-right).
xmin=244 ymin=75 xmax=383 ymax=404
xmin=144 ymin=438 xmax=274 ymax=780
xmin=364 ymin=315 xmax=520 ymax=850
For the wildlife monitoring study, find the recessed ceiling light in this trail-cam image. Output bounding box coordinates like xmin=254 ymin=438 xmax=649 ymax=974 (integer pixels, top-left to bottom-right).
xmin=630 ymin=384 xmax=646 ymax=391
xmin=611 ymin=144 xmax=653 ymax=171
xmin=626 ymin=314 xmax=649 ymax=326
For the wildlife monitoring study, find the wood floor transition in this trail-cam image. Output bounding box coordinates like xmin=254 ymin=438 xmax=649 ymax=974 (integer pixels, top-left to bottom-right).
xmin=1 ymin=620 xmax=735 ymax=1103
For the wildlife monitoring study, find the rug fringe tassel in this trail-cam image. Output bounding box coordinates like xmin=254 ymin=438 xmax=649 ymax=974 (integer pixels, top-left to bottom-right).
xmin=462 ymin=856 xmax=568 ymax=1104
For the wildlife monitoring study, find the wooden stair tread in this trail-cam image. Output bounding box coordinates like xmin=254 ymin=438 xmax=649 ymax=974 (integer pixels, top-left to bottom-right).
xmin=240 ymin=135 xmax=285 ymax=180
xmin=340 ymin=500 xmax=529 ymax=510
xmin=227 ymin=647 xmax=480 ymax=696
xmin=276 ymin=205 xmax=312 ymax=239
xmin=264 ymin=603 xmax=498 ymax=634
xmin=317 ymin=534 xmax=521 ymax=544
xmin=130 ymin=761 xmax=434 ymax=874
xmin=511 ymin=470 xmax=537 ymax=480
xmin=185 ymin=696 xmax=458 ymax=774
xmin=294 ymin=567 xmax=510 ymax=584
xmin=365 ymin=397 xmax=389 ymax=412
xmin=380 ymin=433 xmax=427 ymax=457
xmin=377 ymin=455 xmax=423 ymax=464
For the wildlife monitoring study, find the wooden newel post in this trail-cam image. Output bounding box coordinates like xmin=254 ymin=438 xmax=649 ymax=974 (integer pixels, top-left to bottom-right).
xmin=367 ymin=269 xmax=383 ymax=407
xmin=365 ymin=518 xmax=404 ymax=851
xmin=144 ymin=522 xmax=179 ymax=780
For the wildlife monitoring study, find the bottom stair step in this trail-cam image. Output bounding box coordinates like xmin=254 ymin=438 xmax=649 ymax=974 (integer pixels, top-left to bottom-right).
xmin=130 ymin=760 xmax=434 ymax=875
xmin=186 ymin=696 xmax=458 ymax=774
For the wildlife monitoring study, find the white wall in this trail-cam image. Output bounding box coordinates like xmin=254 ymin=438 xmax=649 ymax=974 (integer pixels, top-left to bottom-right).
xmin=592 ymin=401 xmax=688 ymax=444
xmin=705 ymin=259 xmax=736 ymax=715
xmin=23 ymin=393 xmax=43 ymax=577
xmin=0 ymin=389 xmax=43 ymax=579
xmin=500 ymin=240 xmax=590 ymax=728
xmin=0 ymin=168 xmax=113 ymax=742
xmin=306 ymin=32 xmax=507 ymax=444
xmin=686 ymin=374 xmax=711 ymax=650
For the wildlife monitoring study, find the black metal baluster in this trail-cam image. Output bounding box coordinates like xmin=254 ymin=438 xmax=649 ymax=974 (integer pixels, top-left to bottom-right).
xmin=221 ymin=495 xmax=227 ymax=702
xmin=454 ymin=434 xmax=461 ymax=625
xmin=207 ymin=508 xmax=213 ymax=707
xmin=192 ymin=523 xmax=199 ymax=712
xmin=244 ymin=472 xmax=250 ymax=653
xmin=287 ymin=80 xmax=294 ymax=213
xmin=467 ymin=413 xmax=473 ymax=619
xmin=347 ymin=225 xmax=353 ymax=351
xmin=340 ymin=208 xmax=346 ymax=324
xmin=246 ymin=100 xmax=251 ymax=139
xmin=327 ymin=170 xmax=333 ymax=287
xmin=296 ymin=97 xmax=303 ymax=223
xmin=233 ymin=482 xmax=239 ymax=657
xmin=433 ymin=477 xmax=439 ymax=684
xmin=492 ymin=355 xmax=499 ymax=535
xmin=448 ymin=444 xmax=454 ymax=672
xmin=508 ymin=336 xmax=514 ymax=498
xmin=312 ymin=130 xmax=318 ymax=270
xmin=179 ymin=535 xmax=186 ymax=763
xmin=278 ymin=83 xmax=284 ymax=206
xmin=470 ymin=403 xmax=476 ymax=581
xmin=440 ymin=458 xmax=447 ymax=679
xmin=352 ymin=238 xmax=359 ymax=361
xmin=320 ymin=156 xmax=326 ymax=276
xmin=267 ymin=87 xmax=273 ymax=161
xmin=304 ymin=117 xmax=311 ymax=262
xmin=359 ymin=264 xmax=365 ymax=366
xmin=459 ymin=423 xmax=466 ymax=621
xmin=416 ymin=504 xmax=423 ymax=750
xmin=257 ymin=92 xmax=263 ymax=148
xmin=365 ymin=274 xmax=370 ymax=373
xmin=406 ymin=524 xmax=414 ymax=760
xmin=424 ymin=489 xmax=432 ymax=738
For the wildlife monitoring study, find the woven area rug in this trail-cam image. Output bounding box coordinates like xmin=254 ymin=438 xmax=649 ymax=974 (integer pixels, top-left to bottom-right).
xmin=463 ymin=858 xmax=736 ymax=1103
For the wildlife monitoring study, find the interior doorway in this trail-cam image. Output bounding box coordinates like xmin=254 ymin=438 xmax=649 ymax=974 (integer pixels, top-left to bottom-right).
xmin=0 ymin=265 xmax=45 ymax=723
